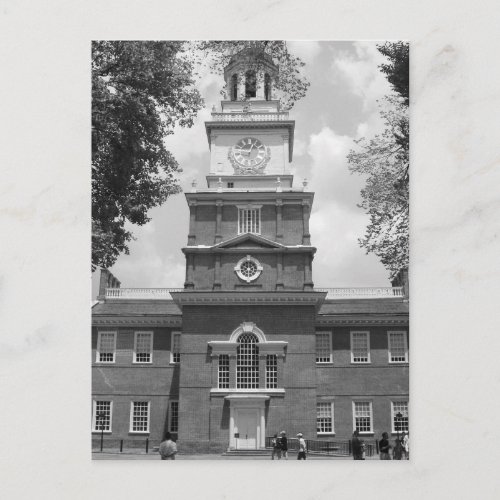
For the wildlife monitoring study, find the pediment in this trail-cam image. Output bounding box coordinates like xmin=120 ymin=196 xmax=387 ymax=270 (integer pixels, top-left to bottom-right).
xmin=215 ymin=233 xmax=285 ymax=250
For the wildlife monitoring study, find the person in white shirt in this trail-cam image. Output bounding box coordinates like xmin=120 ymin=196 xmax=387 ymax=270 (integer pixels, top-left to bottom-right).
xmin=297 ymin=433 xmax=307 ymax=460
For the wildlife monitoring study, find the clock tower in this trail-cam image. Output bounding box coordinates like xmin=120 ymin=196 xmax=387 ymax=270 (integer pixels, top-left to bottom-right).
xmin=183 ymin=47 xmax=316 ymax=291
xmin=171 ymin=48 xmax=325 ymax=454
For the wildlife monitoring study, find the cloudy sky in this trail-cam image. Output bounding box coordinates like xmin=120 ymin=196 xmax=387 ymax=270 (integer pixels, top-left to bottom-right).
xmin=92 ymin=41 xmax=395 ymax=297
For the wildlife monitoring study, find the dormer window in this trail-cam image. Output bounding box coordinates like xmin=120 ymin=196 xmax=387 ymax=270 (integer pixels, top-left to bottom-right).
xmin=245 ymin=70 xmax=256 ymax=98
xmin=264 ymin=73 xmax=271 ymax=100
xmin=231 ymin=74 xmax=238 ymax=101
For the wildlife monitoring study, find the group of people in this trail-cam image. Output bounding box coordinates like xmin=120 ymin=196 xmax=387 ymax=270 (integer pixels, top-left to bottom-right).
xmin=271 ymin=430 xmax=307 ymax=460
xmin=352 ymin=429 xmax=409 ymax=460
xmin=379 ymin=431 xmax=409 ymax=460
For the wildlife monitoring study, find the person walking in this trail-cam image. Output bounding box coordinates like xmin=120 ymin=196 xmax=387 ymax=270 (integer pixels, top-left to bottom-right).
xmin=352 ymin=430 xmax=365 ymax=460
xmin=280 ymin=430 xmax=288 ymax=460
xmin=393 ymin=435 xmax=403 ymax=460
xmin=297 ymin=433 xmax=307 ymax=460
xmin=379 ymin=432 xmax=391 ymax=460
xmin=159 ymin=432 xmax=178 ymax=460
xmin=401 ymin=431 xmax=409 ymax=460
xmin=271 ymin=433 xmax=282 ymax=460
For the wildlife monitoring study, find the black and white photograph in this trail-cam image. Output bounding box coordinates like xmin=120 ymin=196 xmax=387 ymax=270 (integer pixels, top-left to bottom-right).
xmin=2 ymin=1 xmax=500 ymax=498
xmin=91 ymin=40 xmax=409 ymax=460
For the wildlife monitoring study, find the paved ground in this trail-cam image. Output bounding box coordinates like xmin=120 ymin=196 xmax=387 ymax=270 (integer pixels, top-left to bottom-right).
xmin=92 ymin=452 xmax=379 ymax=460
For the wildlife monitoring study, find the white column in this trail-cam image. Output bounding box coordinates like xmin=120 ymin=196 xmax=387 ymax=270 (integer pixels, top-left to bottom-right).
xmin=229 ymin=406 xmax=235 ymax=450
xmin=260 ymin=407 xmax=266 ymax=448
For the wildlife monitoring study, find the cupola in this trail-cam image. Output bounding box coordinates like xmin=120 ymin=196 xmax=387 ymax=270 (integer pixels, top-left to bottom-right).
xmin=223 ymin=47 xmax=279 ymax=102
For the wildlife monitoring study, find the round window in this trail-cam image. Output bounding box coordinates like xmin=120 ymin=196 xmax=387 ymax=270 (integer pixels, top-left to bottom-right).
xmin=234 ymin=255 xmax=263 ymax=283
xmin=240 ymin=261 xmax=258 ymax=279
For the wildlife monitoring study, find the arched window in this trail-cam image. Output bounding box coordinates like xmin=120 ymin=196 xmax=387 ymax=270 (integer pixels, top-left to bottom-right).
xmin=245 ymin=70 xmax=256 ymax=98
xmin=264 ymin=73 xmax=271 ymax=101
xmin=236 ymin=333 xmax=259 ymax=388
xmin=231 ymin=74 xmax=238 ymax=101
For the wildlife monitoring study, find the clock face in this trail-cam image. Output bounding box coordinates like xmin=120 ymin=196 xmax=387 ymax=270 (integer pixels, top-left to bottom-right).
xmin=232 ymin=137 xmax=268 ymax=169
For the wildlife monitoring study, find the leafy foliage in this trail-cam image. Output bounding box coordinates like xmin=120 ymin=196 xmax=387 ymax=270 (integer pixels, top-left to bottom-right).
xmin=193 ymin=41 xmax=310 ymax=110
xmin=377 ymin=41 xmax=409 ymax=105
xmin=348 ymin=42 xmax=409 ymax=279
xmin=92 ymin=41 xmax=203 ymax=270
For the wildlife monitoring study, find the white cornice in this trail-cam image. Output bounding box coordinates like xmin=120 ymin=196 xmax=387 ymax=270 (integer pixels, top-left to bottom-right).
xmin=92 ymin=317 xmax=182 ymax=327
xmin=316 ymin=317 xmax=409 ymax=326
xmin=171 ymin=291 xmax=326 ymax=310
xmin=185 ymin=191 xmax=314 ymax=203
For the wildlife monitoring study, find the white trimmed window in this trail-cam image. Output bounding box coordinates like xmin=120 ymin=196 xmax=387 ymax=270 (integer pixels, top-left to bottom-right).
xmin=236 ymin=333 xmax=259 ymax=389
xmin=92 ymin=401 xmax=112 ymax=432
xmin=392 ymin=401 xmax=409 ymax=433
xmin=238 ymin=207 xmax=261 ymax=234
xmin=169 ymin=400 xmax=179 ymax=433
xmin=316 ymin=332 xmax=332 ymax=363
xmin=351 ymin=331 xmax=370 ymax=363
xmin=218 ymin=354 xmax=230 ymax=389
xmin=266 ymin=354 xmax=278 ymax=389
xmin=316 ymin=402 xmax=334 ymax=434
xmin=96 ymin=331 xmax=116 ymax=363
xmin=388 ymin=331 xmax=408 ymax=363
xmin=353 ymin=401 xmax=373 ymax=433
xmin=234 ymin=255 xmax=263 ymax=283
xmin=133 ymin=331 xmax=153 ymax=363
xmin=130 ymin=401 xmax=150 ymax=433
xmin=171 ymin=332 xmax=181 ymax=364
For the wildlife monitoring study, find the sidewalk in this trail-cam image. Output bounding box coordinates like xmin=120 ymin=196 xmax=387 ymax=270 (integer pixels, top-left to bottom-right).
xmin=92 ymin=452 xmax=379 ymax=460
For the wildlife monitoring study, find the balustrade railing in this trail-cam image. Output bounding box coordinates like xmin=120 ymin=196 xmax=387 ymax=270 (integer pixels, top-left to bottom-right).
xmin=316 ymin=287 xmax=404 ymax=299
xmin=105 ymin=288 xmax=183 ymax=299
xmin=210 ymin=111 xmax=289 ymax=122
xmin=105 ymin=287 xmax=403 ymax=300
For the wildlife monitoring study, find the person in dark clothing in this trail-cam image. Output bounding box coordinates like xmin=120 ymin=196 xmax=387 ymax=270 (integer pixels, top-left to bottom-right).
xmin=280 ymin=430 xmax=288 ymax=460
xmin=379 ymin=432 xmax=391 ymax=460
xmin=352 ymin=430 xmax=365 ymax=460
xmin=271 ymin=433 xmax=282 ymax=460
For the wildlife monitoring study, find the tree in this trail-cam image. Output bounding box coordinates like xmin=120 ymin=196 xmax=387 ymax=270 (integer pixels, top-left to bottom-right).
xmin=92 ymin=41 xmax=310 ymax=271
xmin=377 ymin=41 xmax=409 ymax=105
xmin=348 ymin=42 xmax=409 ymax=279
xmin=92 ymin=41 xmax=203 ymax=270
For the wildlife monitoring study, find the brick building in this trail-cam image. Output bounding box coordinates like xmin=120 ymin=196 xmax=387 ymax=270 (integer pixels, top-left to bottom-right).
xmin=92 ymin=48 xmax=409 ymax=455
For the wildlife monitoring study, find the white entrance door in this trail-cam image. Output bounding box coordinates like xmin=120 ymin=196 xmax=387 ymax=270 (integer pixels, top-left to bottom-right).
xmin=236 ymin=409 xmax=259 ymax=449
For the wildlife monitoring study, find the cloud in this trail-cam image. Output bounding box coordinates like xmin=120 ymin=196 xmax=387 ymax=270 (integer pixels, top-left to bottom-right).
xmin=288 ymin=41 xmax=322 ymax=65
xmin=307 ymin=126 xmax=365 ymax=210
xmin=332 ymin=42 xmax=390 ymax=113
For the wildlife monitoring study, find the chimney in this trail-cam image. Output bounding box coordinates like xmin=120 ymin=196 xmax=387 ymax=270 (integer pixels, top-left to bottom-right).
xmin=98 ymin=268 xmax=121 ymax=300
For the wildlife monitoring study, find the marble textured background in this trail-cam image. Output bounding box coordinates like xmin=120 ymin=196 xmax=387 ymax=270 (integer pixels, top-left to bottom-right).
xmin=1 ymin=1 xmax=499 ymax=499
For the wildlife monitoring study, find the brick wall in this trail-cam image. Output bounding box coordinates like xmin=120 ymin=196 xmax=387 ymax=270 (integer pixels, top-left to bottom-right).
xmin=178 ymin=304 xmax=318 ymax=452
